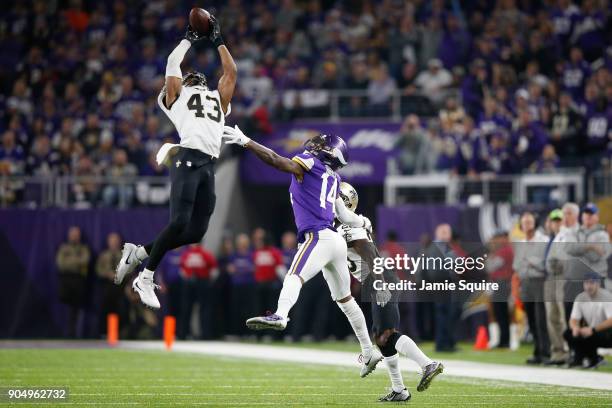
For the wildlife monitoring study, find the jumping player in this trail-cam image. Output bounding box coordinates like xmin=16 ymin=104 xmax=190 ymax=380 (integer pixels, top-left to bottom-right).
xmin=114 ymin=16 xmax=237 ymax=309
xmin=222 ymin=125 xmax=383 ymax=377
xmin=337 ymin=182 xmax=443 ymax=401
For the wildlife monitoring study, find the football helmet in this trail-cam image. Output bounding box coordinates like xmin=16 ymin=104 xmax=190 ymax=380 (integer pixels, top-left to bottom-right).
xmin=304 ymin=134 xmax=348 ymax=170
xmin=182 ymin=71 xmax=208 ymax=88
xmin=339 ymin=181 xmax=358 ymax=212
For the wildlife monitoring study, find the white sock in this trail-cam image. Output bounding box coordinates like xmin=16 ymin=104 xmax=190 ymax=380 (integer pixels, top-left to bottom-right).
xmin=337 ymin=298 xmax=372 ymax=357
xmin=395 ymin=335 xmax=432 ymax=368
xmin=275 ymin=274 xmax=302 ymax=319
xmin=142 ymin=268 xmax=154 ymax=279
xmin=135 ymin=246 xmax=148 ymax=262
xmin=488 ymin=322 xmax=500 ymax=349
xmin=384 ymin=354 xmax=406 ymax=393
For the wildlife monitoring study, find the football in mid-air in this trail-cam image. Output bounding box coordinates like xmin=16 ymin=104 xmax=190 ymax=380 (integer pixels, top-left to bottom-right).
xmin=189 ymin=7 xmax=211 ymax=35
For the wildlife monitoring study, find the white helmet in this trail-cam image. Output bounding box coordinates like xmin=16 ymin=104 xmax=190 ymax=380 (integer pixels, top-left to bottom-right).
xmin=339 ymin=182 xmax=358 ymax=212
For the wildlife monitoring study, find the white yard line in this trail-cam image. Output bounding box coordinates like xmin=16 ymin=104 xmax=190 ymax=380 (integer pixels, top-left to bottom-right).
xmin=120 ymin=341 xmax=612 ymax=391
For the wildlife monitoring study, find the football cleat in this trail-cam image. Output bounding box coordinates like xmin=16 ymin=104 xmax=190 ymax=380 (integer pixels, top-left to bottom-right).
xmin=246 ymin=313 xmax=288 ymax=331
xmin=115 ymin=243 xmax=141 ymax=285
xmin=417 ymin=361 xmax=444 ymax=392
xmin=132 ymin=272 xmax=160 ymax=309
xmin=378 ymin=388 xmax=411 ymax=402
xmin=360 ymin=349 xmax=383 ymax=378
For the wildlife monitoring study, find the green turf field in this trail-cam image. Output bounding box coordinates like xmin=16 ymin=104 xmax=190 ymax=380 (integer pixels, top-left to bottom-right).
xmin=273 ymin=340 xmax=612 ymax=372
xmin=1 ymin=348 xmax=611 ymax=407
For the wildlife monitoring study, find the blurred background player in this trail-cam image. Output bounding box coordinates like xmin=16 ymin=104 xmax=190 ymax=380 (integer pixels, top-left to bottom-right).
xmin=337 ymin=182 xmax=443 ymax=402
xmin=114 ymin=15 xmax=237 ymax=309
xmin=223 ymin=125 xmax=383 ymax=377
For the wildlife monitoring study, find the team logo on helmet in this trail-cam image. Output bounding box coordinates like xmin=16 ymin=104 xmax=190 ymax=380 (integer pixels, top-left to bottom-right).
xmin=304 ymin=134 xmax=349 ymax=170
xmin=338 ymin=182 xmax=358 ymax=212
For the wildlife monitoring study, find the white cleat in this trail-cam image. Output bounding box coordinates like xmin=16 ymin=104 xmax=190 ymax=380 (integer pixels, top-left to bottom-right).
xmin=115 ymin=243 xmax=141 ymax=285
xmin=378 ymin=387 xmax=411 ymax=402
xmin=360 ymin=349 xmax=383 ymax=378
xmin=245 ymin=313 xmax=288 ymax=331
xmin=132 ymin=272 xmax=160 ymax=309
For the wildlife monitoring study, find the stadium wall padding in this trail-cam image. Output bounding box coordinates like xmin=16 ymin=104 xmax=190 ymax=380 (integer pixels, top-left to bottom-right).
xmin=0 ymin=208 xmax=168 ymax=338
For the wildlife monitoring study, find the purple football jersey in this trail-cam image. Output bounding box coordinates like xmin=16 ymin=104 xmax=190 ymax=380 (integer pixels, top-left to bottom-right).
xmin=289 ymin=151 xmax=340 ymax=241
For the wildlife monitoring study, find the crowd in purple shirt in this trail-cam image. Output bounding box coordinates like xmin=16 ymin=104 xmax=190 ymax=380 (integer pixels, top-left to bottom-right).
xmin=0 ymin=0 xmax=610 ymax=204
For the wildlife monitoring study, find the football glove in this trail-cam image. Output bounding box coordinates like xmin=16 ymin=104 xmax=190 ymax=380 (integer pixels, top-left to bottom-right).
xmin=223 ymin=125 xmax=251 ymax=147
xmin=361 ymin=216 xmax=372 ymax=233
xmin=184 ymin=25 xmax=204 ymax=43
xmin=376 ymin=288 xmax=392 ymax=307
xmin=208 ymin=15 xmax=224 ymax=47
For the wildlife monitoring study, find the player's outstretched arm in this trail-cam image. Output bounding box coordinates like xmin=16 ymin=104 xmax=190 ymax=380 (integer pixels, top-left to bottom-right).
xmin=223 ymin=125 xmax=304 ymax=180
xmin=208 ymin=15 xmax=237 ymax=114
xmin=336 ymin=197 xmax=371 ymax=229
xmin=163 ymin=25 xmax=203 ymax=108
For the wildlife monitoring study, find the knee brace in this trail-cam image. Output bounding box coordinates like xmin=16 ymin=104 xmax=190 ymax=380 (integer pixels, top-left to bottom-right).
xmin=379 ymin=331 xmax=402 ymax=357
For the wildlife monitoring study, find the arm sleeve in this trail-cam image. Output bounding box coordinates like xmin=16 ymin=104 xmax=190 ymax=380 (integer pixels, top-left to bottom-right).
xmin=335 ymin=197 xmax=364 ymax=228
xmin=166 ymin=39 xmax=191 ymax=78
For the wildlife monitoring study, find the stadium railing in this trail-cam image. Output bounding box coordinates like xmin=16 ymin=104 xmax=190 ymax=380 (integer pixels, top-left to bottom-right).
xmin=384 ymin=169 xmax=588 ymax=206
xmin=268 ymin=89 xmax=441 ymax=121
xmin=0 ymin=175 xmax=170 ymax=209
xmin=2 ymin=168 xmax=607 ymax=208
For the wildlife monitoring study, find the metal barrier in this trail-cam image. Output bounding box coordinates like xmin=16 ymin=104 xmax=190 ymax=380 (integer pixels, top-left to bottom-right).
xmin=589 ymin=169 xmax=612 ymax=199
xmin=384 ymin=170 xmax=586 ymax=206
xmin=0 ymin=176 xmax=170 ymax=209
xmin=268 ymin=89 xmax=442 ymax=121
xmin=1 ymin=168 xmax=601 ymax=209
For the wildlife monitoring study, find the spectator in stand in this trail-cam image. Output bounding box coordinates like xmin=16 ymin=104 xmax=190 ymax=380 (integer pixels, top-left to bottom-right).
xmin=0 ymin=130 xmax=26 ymax=204
xmin=543 ymin=209 xmax=568 ymax=365
xmin=485 ymin=231 xmax=514 ymax=349
xmin=252 ymin=229 xmax=286 ymax=321
xmin=513 ymin=212 xmax=550 ymax=364
xmin=95 ymin=232 xmax=123 ymax=336
xmin=227 ymin=233 xmax=256 ymax=337
xmin=529 ymin=144 xmax=559 ymax=174
xmin=565 ymin=272 xmax=612 ymax=369
xmin=101 ymin=149 xmax=137 ymax=207
xmin=395 ymin=115 xmax=428 ymax=175
xmin=178 ymin=243 xmax=218 ymax=340
xmin=549 ymin=91 xmax=583 ymax=157
xmin=56 ymin=226 xmax=90 ymax=338
xmin=367 ymin=63 xmax=397 ymax=115
xmin=511 ymin=109 xmax=548 ymax=171
xmin=415 ymin=59 xmax=452 ymax=106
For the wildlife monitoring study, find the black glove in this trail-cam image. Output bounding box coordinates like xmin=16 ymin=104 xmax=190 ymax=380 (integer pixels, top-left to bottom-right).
xmin=208 ymin=15 xmax=224 ymax=47
xmin=184 ymin=24 xmax=204 ymax=43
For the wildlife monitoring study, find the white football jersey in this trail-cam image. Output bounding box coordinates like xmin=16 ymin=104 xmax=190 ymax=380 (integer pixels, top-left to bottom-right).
xmin=157 ymin=85 xmax=231 ymax=158
xmin=338 ymin=223 xmax=373 ymax=282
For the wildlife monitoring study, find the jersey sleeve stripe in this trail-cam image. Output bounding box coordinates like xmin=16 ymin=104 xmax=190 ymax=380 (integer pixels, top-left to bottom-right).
xmin=292 ymin=156 xmax=310 ymax=171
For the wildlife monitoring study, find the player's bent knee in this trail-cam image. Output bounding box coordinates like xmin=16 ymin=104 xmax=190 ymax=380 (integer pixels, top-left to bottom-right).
xmin=379 ymin=330 xmax=401 ymax=357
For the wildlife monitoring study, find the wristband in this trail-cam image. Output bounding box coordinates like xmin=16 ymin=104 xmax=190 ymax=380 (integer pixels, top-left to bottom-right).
xmin=213 ymin=35 xmax=224 ymax=48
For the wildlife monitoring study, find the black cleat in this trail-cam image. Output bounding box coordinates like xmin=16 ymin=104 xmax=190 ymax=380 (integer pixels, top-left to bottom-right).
xmin=378 ymin=388 xmax=411 ymax=402
xmin=417 ymin=361 xmax=443 ymax=392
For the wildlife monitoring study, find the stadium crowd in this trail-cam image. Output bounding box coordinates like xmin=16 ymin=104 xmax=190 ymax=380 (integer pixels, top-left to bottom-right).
xmin=0 ymin=0 xmax=611 ymax=206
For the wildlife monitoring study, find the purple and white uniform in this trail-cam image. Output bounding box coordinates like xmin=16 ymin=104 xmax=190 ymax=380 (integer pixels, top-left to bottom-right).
xmin=286 ymin=151 xmax=352 ymax=300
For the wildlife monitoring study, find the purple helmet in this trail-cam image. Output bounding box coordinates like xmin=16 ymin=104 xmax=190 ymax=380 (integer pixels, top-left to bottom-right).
xmin=304 ymin=134 xmax=349 ymax=170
